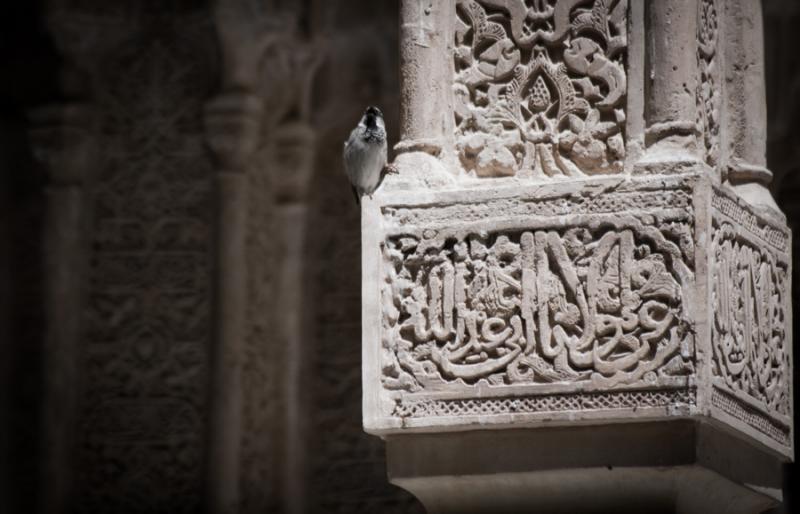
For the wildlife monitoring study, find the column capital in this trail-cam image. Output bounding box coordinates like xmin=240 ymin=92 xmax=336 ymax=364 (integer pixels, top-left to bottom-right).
xmin=207 ymin=0 xmax=324 ymax=179
xmin=28 ymin=103 xmax=96 ymax=187
xmin=204 ymin=92 xmax=264 ymax=174
xmin=272 ymin=121 xmax=317 ymax=204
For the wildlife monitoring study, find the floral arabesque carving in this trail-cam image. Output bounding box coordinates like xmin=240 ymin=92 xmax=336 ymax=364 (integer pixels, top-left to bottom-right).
xmin=711 ymin=221 xmax=791 ymax=418
xmin=697 ymin=0 xmax=720 ymax=168
xmin=454 ymin=0 xmax=627 ymax=178
xmin=381 ymin=220 xmax=694 ymax=393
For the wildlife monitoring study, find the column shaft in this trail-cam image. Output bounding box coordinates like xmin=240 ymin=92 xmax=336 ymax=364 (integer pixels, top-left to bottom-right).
xmin=208 ymin=171 xmax=248 ymax=514
xmin=640 ymin=0 xmax=701 ymax=170
xmin=41 ymin=185 xmax=84 ymax=514
xmin=722 ymin=0 xmax=781 ymax=216
xmin=399 ymin=0 xmax=456 ymax=156
xmin=279 ymin=203 xmax=309 ymax=514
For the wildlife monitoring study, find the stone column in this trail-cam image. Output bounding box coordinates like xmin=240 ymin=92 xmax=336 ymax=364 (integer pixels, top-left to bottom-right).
xmin=638 ymin=0 xmax=701 ymax=173
xmin=363 ymin=1 xmax=792 ymax=512
xmin=721 ymin=0 xmax=781 ymax=218
xmin=204 ymin=91 xmax=262 ymax=514
xmin=206 ymin=2 xmax=271 ymax=510
xmin=30 ymin=10 xmax=100 ymax=511
xmin=398 ymin=0 xmax=456 ymax=159
xmin=273 ymin=121 xmax=316 ymax=514
xmin=206 ymin=2 xmax=322 ymax=512
xmin=29 ymin=102 xmax=93 ymax=514
xmin=205 ymin=4 xmax=282 ymax=512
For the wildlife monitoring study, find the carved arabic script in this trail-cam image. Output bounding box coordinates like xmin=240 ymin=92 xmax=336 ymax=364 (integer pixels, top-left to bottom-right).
xmin=382 ymin=222 xmax=694 ymax=392
xmin=711 ymin=221 xmax=790 ymax=417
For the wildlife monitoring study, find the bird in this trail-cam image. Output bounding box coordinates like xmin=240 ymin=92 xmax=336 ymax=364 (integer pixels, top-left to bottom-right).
xmin=343 ymin=105 xmax=397 ymax=205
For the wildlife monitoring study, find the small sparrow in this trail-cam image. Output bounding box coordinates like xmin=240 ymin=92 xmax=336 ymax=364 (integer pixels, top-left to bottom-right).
xmin=343 ymin=106 xmax=397 ymax=205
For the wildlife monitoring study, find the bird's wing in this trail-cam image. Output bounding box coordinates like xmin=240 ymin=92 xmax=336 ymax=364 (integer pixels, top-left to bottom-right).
xmin=343 ymin=127 xmax=359 ymax=174
xmin=343 ymin=126 xmax=363 ymax=157
xmin=380 ymin=137 xmax=388 ymax=167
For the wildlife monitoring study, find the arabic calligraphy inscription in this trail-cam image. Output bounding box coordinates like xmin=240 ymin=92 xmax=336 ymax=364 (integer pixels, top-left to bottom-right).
xmin=382 ymin=219 xmax=694 ymax=393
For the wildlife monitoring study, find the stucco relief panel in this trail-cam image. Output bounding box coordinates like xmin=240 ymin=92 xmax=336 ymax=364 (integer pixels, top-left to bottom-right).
xmin=697 ymin=0 xmax=720 ymax=168
xmin=379 ymin=188 xmax=696 ymax=421
xmin=454 ymin=0 xmax=628 ymax=178
xmin=710 ymin=191 xmax=791 ymax=446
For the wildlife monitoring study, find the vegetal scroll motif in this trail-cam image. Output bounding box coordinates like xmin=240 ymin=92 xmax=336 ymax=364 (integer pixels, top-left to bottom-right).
xmin=382 ymin=223 xmax=694 ymax=392
xmin=454 ymin=0 xmax=627 ymax=178
xmin=711 ymin=222 xmax=791 ymax=417
xmin=697 ymin=0 xmax=720 ymax=168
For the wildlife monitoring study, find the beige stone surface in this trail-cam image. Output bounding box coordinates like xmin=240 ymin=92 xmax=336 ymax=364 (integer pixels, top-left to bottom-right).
xmin=365 ymin=176 xmax=791 ymax=456
xmin=363 ymin=0 xmax=794 ymax=511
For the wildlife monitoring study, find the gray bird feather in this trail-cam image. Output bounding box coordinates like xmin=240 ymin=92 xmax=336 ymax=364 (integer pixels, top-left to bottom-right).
xmin=343 ymin=106 xmax=388 ymax=204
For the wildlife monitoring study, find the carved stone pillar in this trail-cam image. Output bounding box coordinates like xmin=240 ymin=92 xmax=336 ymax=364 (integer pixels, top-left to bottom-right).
xmin=206 ymin=2 xmax=322 ymax=513
xmin=272 ymin=120 xmax=316 ymax=514
xmin=30 ymin=9 xmax=101 ymax=513
xmin=29 ymin=101 xmax=94 ymax=514
xmin=363 ymin=1 xmax=793 ymax=512
xmin=721 ymin=0 xmax=781 ymax=218
xmin=399 ymin=0 xmax=456 ymax=158
xmin=638 ymin=0 xmax=701 ymax=172
xmin=205 ymin=1 xmax=273 ymax=510
xmin=204 ymin=90 xmax=262 ymax=514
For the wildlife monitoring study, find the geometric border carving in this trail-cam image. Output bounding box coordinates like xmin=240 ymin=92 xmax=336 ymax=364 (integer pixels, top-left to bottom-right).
xmin=711 ymin=387 xmax=790 ymax=447
xmin=395 ymin=387 xmax=695 ymax=419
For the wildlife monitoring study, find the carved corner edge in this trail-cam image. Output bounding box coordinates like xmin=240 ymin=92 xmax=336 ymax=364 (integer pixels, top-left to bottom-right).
xmin=707 ymin=185 xmax=793 ymax=459
xmin=363 ymin=195 xmax=387 ymax=433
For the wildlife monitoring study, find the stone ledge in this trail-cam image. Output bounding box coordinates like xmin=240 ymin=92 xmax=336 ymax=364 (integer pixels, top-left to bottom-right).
xmin=385 ymin=421 xmax=784 ymax=514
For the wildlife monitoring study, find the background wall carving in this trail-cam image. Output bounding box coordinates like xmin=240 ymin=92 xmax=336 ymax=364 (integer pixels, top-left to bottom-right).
xmin=76 ymin=12 xmax=217 ymax=512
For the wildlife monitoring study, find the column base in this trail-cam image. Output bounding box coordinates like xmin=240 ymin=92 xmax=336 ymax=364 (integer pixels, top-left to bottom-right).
xmin=386 ymin=421 xmax=784 ymax=514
